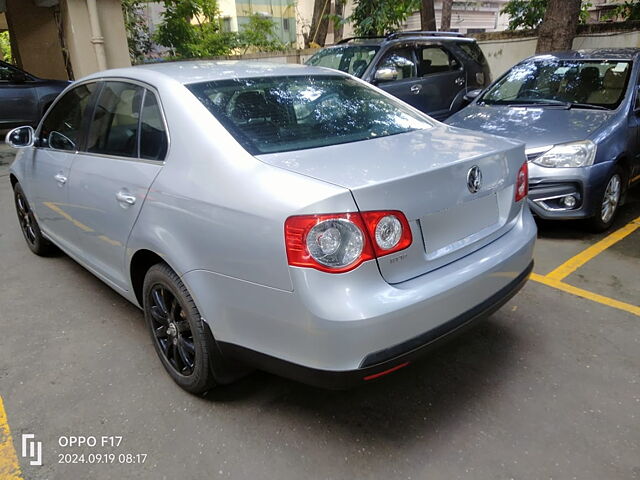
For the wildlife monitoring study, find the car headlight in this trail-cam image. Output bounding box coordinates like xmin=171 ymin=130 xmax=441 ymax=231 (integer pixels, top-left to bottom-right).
xmin=531 ymin=140 xmax=597 ymax=168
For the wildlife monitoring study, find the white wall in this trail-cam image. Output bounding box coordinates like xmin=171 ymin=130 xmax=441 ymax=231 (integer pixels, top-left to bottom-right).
xmin=477 ymin=36 xmax=537 ymax=78
xmin=478 ymin=30 xmax=640 ymax=78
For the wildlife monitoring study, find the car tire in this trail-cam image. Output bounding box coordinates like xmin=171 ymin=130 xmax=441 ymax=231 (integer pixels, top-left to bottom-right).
xmin=13 ymin=183 xmax=56 ymax=256
xmin=588 ymin=167 xmax=623 ymax=233
xmin=142 ymin=263 xmax=220 ymax=394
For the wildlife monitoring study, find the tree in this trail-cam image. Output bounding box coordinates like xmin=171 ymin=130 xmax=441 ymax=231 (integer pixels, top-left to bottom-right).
xmin=440 ymin=0 xmax=453 ymax=31
xmin=306 ymin=0 xmax=331 ymax=47
xmin=333 ymin=0 xmax=346 ymax=43
xmin=350 ymin=0 xmax=420 ymax=37
xmin=536 ymin=0 xmax=581 ymax=53
xmin=420 ymin=0 xmax=436 ymax=31
xmin=603 ymin=0 xmax=640 ymax=21
xmin=0 ymin=31 xmax=12 ymax=63
xmin=237 ymin=13 xmax=286 ymax=53
xmin=155 ymin=0 xmax=229 ymax=57
xmin=501 ymin=0 xmax=592 ymax=30
xmin=121 ymin=0 xmax=152 ymax=63
xmin=501 ymin=0 xmax=547 ymax=29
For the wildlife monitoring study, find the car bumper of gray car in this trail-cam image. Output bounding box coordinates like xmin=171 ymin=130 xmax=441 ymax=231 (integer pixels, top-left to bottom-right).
xmin=527 ymin=161 xmax=614 ymax=220
xmin=182 ymin=208 xmax=536 ymax=388
xmin=217 ymin=260 xmax=533 ymax=389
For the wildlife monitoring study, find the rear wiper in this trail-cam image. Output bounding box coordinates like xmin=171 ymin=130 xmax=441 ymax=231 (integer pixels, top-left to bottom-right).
xmin=567 ymin=102 xmax=610 ymax=111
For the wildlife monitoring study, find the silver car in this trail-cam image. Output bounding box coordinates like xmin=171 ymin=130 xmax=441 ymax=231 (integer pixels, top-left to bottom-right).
xmin=6 ymin=62 xmax=536 ymax=393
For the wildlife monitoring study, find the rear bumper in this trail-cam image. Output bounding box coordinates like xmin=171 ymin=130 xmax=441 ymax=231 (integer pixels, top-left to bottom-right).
xmin=218 ymin=261 xmax=533 ymax=389
xmin=183 ymin=208 xmax=537 ymax=385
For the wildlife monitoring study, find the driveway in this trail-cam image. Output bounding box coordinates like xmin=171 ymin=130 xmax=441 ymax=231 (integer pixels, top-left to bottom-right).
xmin=1 ymin=144 xmax=638 ymax=480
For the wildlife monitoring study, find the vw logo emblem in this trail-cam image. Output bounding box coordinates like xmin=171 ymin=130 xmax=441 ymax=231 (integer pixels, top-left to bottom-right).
xmin=467 ymin=165 xmax=482 ymax=193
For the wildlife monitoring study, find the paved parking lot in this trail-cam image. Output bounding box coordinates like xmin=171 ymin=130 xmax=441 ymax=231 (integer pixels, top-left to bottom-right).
xmin=1 ymin=143 xmax=638 ymax=480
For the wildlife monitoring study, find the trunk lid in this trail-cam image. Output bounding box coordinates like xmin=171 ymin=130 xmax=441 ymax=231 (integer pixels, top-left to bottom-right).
xmin=257 ymin=125 xmax=527 ymax=283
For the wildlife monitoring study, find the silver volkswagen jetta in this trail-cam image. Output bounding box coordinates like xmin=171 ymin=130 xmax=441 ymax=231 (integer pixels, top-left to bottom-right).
xmin=7 ymin=61 xmax=536 ymax=393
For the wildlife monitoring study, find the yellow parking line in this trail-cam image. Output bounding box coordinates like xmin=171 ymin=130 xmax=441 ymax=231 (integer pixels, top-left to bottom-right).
xmin=0 ymin=396 xmax=24 ymax=480
xmin=531 ymin=273 xmax=640 ymax=317
xmin=546 ymin=216 xmax=640 ymax=281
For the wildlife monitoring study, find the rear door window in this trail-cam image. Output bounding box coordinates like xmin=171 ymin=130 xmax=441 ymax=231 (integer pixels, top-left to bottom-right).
xmin=87 ymin=81 xmax=144 ymax=158
xmin=40 ymin=82 xmax=98 ymax=151
xmin=415 ymin=46 xmax=461 ymax=76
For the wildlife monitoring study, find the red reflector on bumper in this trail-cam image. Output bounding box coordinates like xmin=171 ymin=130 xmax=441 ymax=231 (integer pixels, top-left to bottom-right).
xmin=363 ymin=362 xmax=410 ymax=381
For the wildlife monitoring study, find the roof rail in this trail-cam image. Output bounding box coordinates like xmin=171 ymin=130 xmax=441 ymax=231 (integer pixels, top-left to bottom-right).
xmin=336 ymin=36 xmax=387 ymax=45
xmin=386 ymin=31 xmax=466 ymax=40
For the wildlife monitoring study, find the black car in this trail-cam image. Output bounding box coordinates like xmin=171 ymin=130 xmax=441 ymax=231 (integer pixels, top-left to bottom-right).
xmin=306 ymin=31 xmax=491 ymax=121
xmin=0 ymin=60 xmax=69 ymax=130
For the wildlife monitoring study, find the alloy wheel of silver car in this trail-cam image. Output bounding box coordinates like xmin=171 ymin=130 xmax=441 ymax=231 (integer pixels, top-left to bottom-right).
xmin=13 ymin=183 xmax=55 ymax=256
xmin=600 ymin=173 xmax=621 ymax=224
xmin=142 ymin=263 xmax=219 ymax=394
xmin=15 ymin=190 xmax=37 ymax=247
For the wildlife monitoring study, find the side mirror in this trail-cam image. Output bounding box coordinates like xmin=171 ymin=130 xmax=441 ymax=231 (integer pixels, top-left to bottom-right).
xmin=5 ymin=126 xmax=34 ymax=148
xmin=463 ymin=89 xmax=483 ymax=103
xmin=49 ymin=131 xmax=76 ymax=151
xmin=374 ymin=67 xmax=398 ymax=83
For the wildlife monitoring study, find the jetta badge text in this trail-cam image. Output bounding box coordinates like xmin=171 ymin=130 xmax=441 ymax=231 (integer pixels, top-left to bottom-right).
xmin=467 ymin=165 xmax=482 ymax=193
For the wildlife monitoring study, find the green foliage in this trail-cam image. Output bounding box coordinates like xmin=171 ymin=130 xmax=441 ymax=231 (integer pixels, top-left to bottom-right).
xmin=122 ymin=0 xmax=152 ymax=63
xmin=603 ymin=0 xmax=640 ymax=21
xmin=501 ymin=0 xmax=547 ymax=29
xmin=501 ymin=0 xmax=592 ymax=30
xmin=154 ymin=0 xmax=286 ymax=58
xmin=0 ymin=31 xmax=11 ymax=63
xmin=155 ymin=0 xmax=234 ymax=57
xmin=237 ymin=13 xmax=286 ymax=53
xmin=350 ymin=0 xmax=420 ymax=36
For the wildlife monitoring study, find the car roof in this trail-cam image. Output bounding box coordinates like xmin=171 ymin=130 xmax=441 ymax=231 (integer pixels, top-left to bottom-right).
xmin=78 ymin=60 xmax=345 ymax=85
xmin=327 ymin=34 xmax=475 ymax=48
xmin=527 ymin=48 xmax=640 ymax=61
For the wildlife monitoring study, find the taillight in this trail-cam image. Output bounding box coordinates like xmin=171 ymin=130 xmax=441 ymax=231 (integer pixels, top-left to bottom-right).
xmin=515 ymin=161 xmax=528 ymax=202
xmin=285 ymin=211 xmax=412 ymax=273
xmin=360 ymin=211 xmax=412 ymax=257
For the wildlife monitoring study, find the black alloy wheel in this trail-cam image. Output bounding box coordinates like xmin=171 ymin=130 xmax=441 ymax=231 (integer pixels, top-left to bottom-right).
xmin=148 ymin=284 xmax=196 ymax=376
xmin=13 ymin=183 xmax=55 ymax=256
xmin=142 ymin=263 xmax=219 ymax=394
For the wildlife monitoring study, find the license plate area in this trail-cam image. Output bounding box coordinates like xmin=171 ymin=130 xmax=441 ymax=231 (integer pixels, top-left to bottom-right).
xmin=420 ymin=193 xmax=500 ymax=260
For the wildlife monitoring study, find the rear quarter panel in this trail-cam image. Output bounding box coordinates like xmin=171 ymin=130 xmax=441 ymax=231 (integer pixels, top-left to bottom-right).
xmin=126 ymin=79 xmax=356 ymax=293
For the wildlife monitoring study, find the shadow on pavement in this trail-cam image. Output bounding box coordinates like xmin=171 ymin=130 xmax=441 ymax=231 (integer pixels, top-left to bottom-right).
xmin=204 ymin=317 xmax=520 ymax=446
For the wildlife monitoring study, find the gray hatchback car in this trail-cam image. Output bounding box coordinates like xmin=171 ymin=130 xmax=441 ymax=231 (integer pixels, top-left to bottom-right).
xmin=447 ymin=49 xmax=640 ymax=231
xmin=7 ymin=61 xmax=535 ymax=393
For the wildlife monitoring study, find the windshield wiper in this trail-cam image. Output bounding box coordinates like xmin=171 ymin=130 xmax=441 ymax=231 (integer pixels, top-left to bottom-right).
xmin=566 ymin=102 xmax=610 ymax=111
xmin=481 ymin=99 xmax=570 ymax=108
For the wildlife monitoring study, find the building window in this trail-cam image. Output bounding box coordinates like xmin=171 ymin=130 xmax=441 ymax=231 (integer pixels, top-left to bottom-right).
xmin=222 ymin=17 xmax=231 ymax=33
xmin=283 ymin=18 xmax=290 ymax=31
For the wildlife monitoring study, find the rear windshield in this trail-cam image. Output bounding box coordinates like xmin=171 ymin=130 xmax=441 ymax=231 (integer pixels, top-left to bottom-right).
xmin=458 ymin=42 xmax=488 ymax=67
xmin=481 ymin=59 xmax=632 ymax=109
xmin=306 ymin=46 xmax=380 ymax=77
xmin=187 ymin=75 xmax=431 ymax=155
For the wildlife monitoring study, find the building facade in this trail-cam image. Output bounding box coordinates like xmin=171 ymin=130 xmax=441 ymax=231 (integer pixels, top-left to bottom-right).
xmin=403 ymin=1 xmax=511 ymax=34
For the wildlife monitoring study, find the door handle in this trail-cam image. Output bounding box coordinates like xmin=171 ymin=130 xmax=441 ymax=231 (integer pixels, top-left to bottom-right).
xmin=455 ymin=77 xmax=464 ymax=86
xmin=410 ymin=84 xmax=422 ymax=94
xmin=54 ymin=173 xmax=67 ymax=185
xmin=115 ymin=191 xmax=137 ymax=206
